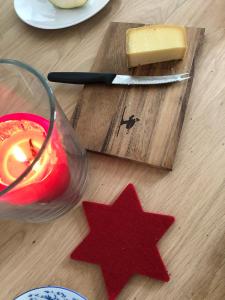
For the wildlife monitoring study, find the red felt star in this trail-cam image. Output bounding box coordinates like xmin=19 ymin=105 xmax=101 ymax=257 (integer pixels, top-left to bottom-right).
xmin=71 ymin=184 xmax=175 ymax=300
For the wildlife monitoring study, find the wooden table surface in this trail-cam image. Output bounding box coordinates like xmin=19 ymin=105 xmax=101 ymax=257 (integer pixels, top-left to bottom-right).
xmin=1 ymin=1 xmax=225 ymax=299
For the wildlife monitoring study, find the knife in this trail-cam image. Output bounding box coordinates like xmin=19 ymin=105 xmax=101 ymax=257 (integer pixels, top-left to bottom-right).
xmin=47 ymin=72 xmax=190 ymax=85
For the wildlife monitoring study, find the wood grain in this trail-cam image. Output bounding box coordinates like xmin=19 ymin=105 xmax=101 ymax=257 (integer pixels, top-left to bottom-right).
xmin=72 ymin=22 xmax=205 ymax=170
xmin=0 ymin=1 xmax=225 ymax=300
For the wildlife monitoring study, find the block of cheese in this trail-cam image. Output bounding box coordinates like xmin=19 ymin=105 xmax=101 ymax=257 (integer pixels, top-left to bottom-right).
xmin=49 ymin=0 xmax=88 ymax=8
xmin=126 ymin=24 xmax=187 ymax=68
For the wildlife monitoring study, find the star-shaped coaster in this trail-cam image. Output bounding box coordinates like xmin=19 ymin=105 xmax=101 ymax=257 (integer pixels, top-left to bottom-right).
xmin=71 ymin=184 xmax=175 ymax=300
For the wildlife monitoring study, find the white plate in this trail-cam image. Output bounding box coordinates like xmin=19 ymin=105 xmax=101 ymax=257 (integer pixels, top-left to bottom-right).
xmin=14 ymin=0 xmax=110 ymax=29
xmin=15 ymin=286 xmax=87 ymax=300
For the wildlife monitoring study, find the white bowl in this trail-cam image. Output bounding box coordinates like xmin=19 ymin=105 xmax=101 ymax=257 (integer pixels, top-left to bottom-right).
xmin=15 ymin=286 xmax=87 ymax=300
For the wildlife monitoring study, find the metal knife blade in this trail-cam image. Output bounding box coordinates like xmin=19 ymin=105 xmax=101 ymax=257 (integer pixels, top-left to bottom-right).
xmin=112 ymin=74 xmax=190 ymax=85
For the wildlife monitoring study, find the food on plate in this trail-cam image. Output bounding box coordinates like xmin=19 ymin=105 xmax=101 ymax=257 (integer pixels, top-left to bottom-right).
xmin=49 ymin=0 xmax=88 ymax=9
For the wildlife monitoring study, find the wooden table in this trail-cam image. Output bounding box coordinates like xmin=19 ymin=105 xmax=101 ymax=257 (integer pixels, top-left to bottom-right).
xmin=1 ymin=1 xmax=225 ymax=299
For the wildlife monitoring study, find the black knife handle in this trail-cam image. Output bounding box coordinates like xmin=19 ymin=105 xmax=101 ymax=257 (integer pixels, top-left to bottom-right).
xmin=47 ymin=72 xmax=117 ymax=85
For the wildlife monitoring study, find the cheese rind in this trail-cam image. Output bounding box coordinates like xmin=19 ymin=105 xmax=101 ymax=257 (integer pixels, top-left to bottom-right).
xmin=126 ymin=24 xmax=187 ymax=67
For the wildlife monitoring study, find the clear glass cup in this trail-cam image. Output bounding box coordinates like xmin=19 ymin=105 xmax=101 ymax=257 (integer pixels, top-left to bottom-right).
xmin=0 ymin=59 xmax=87 ymax=222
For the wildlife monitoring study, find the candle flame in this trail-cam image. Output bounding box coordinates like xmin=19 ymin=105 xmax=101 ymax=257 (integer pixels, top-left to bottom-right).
xmin=12 ymin=146 xmax=28 ymax=163
xmin=33 ymin=161 xmax=41 ymax=172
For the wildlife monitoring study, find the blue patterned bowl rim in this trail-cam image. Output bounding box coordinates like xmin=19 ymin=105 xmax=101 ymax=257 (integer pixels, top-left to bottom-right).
xmin=14 ymin=285 xmax=87 ymax=300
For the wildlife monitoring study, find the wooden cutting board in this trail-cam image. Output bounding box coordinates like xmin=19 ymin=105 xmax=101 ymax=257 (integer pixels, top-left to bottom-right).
xmin=72 ymin=22 xmax=205 ymax=170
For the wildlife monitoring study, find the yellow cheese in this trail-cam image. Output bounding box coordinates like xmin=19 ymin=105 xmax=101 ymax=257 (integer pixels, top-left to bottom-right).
xmin=49 ymin=0 xmax=88 ymax=9
xmin=126 ymin=24 xmax=187 ymax=68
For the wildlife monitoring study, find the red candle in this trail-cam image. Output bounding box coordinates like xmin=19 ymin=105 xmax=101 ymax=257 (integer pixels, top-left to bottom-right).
xmin=0 ymin=113 xmax=70 ymax=205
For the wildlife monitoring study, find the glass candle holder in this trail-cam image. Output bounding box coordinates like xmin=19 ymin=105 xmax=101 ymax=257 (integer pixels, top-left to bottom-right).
xmin=0 ymin=59 xmax=87 ymax=222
